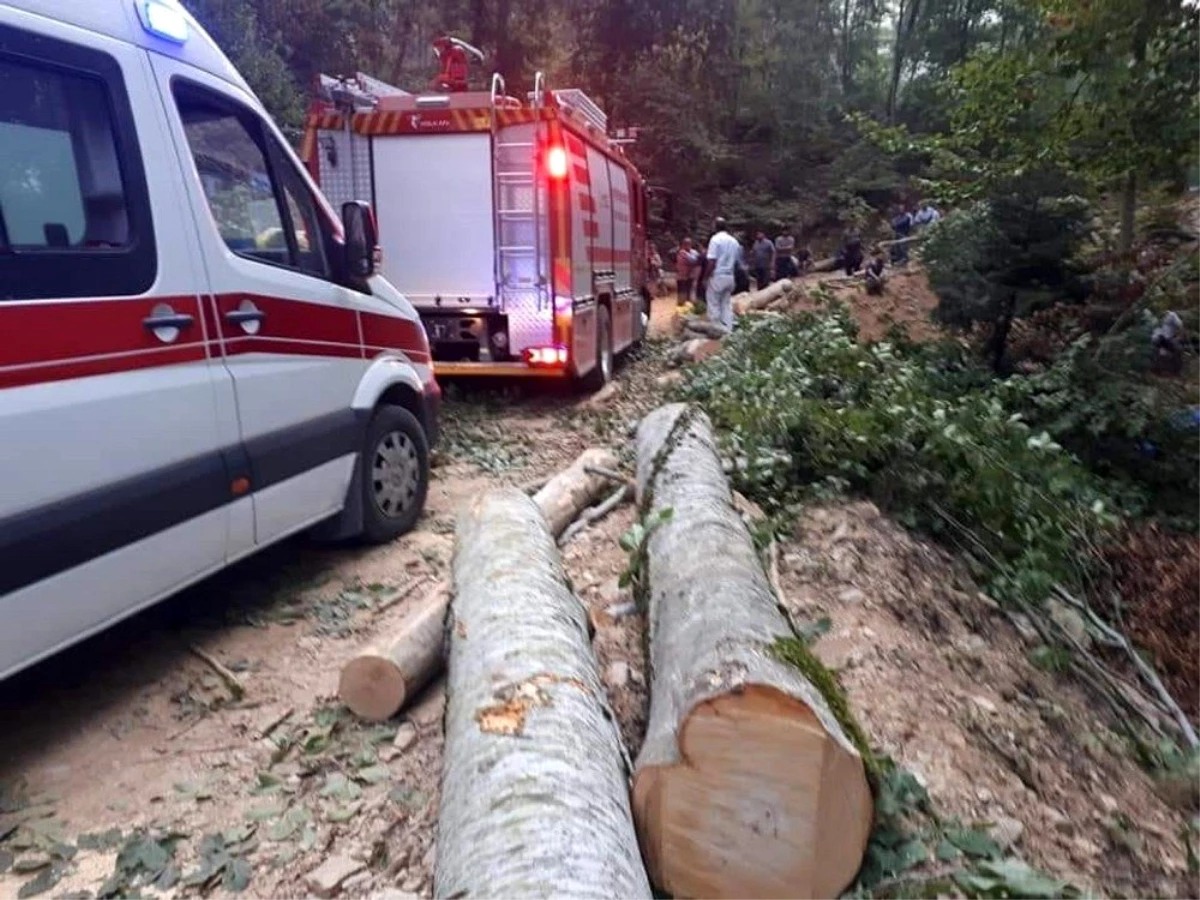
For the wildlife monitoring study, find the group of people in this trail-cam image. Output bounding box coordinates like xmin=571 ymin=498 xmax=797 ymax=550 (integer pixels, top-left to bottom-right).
xmin=672 ymin=227 xmax=812 ymax=312
xmin=888 ymin=202 xmax=940 ymax=263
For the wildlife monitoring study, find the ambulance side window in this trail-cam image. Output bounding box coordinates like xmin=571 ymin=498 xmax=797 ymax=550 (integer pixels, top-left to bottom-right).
xmin=0 ymin=25 xmax=156 ymax=300
xmin=173 ymin=82 xmax=328 ymax=279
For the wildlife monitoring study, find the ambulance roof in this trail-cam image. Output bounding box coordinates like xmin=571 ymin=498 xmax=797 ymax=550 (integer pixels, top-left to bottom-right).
xmin=7 ymin=0 xmax=253 ymax=98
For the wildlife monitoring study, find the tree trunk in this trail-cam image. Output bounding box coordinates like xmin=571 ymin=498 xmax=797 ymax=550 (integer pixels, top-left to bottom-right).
xmin=340 ymin=450 xmax=620 ymax=721
xmin=631 ymin=404 xmax=873 ymax=900
xmin=338 ymin=585 xmax=450 ymax=722
xmin=887 ymin=0 xmax=922 ymax=122
xmin=1119 ymin=170 xmax=1137 ymax=256
xmin=990 ymin=292 xmax=1016 ymax=373
xmin=532 ymin=447 xmax=620 ymax=539
xmin=733 ymin=278 xmax=795 ymax=316
xmin=841 ymin=0 xmax=854 ymax=98
xmin=434 ymin=488 xmax=652 ymax=900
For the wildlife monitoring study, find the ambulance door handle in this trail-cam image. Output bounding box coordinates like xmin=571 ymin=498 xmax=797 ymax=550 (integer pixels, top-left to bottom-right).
xmin=142 ymin=312 xmax=194 ymax=330
xmin=225 ymin=309 xmax=266 ymax=325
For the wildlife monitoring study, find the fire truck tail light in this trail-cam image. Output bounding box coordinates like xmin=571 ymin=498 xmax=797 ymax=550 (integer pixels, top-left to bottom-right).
xmin=545 ymin=146 xmax=568 ymax=180
xmin=525 ymin=345 xmax=568 ymax=366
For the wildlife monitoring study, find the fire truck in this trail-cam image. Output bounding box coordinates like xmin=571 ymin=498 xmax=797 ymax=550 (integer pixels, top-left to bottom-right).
xmin=300 ymin=47 xmax=650 ymax=387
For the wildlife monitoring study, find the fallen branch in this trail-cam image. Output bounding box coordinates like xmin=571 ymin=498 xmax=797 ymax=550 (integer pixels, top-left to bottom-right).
xmin=339 ymin=584 xmax=450 ymax=722
xmin=533 ymin=447 xmax=621 ymax=537
xmin=374 ymin=576 xmax=433 ymax=616
xmin=582 ymin=464 xmax=630 ymax=486
xmin=1053 ymin=584 xmax=1198 ymax=749
xmin=558 ymin=483 xmax=634 ymax=546
xmin=187 ymin=644 xmax=246 ymax=701
xmin=258 ymin=707 xmax=294 ymax=740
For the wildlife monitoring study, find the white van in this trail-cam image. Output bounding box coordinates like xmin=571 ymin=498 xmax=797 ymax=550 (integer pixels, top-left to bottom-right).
xmin=0 ymin=0 xmax=440 ymax=678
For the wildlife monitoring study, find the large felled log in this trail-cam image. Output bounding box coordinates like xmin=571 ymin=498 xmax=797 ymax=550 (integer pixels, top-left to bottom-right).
xmin=733 ymin=278 xmax=794 ymax=315
xmin=435 ymin=488 xmax=652 ymax=900
xmin=533 ymin=447 xmax=620 ymax=539
xmin=338 ymin=584 xmax=450 ymax=721
xmin=340 ymin=450 xmax=619 ymax=721
xmin=632 ymin=403 xmax=873 ymax=900
xmin=681 ymin=316 xmax=730 ymax=339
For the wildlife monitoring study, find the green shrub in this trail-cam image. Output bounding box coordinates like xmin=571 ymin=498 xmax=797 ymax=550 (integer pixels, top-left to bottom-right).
xmin=679 ymin=309 xmax=1118 ymax=606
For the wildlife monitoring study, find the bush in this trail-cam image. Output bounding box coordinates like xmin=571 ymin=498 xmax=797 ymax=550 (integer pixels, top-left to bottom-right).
xmin=679 ymin=309 xmax=1118 ymax=606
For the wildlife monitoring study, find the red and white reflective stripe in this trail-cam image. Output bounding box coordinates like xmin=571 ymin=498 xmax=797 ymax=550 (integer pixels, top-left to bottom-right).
xmin=0 ymin=294 xmax=430 ymax=390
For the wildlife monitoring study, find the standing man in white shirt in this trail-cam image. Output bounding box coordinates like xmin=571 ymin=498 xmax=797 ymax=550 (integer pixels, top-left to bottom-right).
xmin=705 ymin=217 xmax=741 ymax=332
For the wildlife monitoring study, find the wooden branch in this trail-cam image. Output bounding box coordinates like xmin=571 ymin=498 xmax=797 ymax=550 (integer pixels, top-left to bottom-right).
xmin=559 ymin=483 xmax=634 ymax=547
xmin=582 ymin=464 xmax=630 ymax=486
xmin=533 ymin=447 xmax=621 ymax=538
xmin=435 ymin=488 xmax=652 ymax=899
xmin=188 ymin=644 xmax=246 ymax=701
xmin=338 ymin=584 xmax=451 ymax=722
xmin=1053 ymin=584 xmax=1198 ymax=749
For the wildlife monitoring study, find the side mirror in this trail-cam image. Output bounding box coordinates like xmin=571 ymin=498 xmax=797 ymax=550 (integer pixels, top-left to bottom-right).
xmin=342 ymin=201 xmax=378 ymax=279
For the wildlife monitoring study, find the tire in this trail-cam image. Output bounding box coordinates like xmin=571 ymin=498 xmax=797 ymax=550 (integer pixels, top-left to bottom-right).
xmin=360 ymin=405 xmax=429 ymax=544
xmin=633 ymin=290 xmax=650 ymax=346
xmin=581 ymin=304 xmax=613 ymax=391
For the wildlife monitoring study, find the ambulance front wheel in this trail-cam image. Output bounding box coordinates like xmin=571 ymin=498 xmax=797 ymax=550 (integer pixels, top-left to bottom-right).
xmin=580 ymin=304 xmax=613 ymax=391
xmin=361 ymin=405 xmax=430 ymax=543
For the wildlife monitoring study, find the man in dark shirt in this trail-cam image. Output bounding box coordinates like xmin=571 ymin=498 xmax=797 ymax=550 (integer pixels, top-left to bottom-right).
xmin=750 ymin=231 xmax=775 ymax=290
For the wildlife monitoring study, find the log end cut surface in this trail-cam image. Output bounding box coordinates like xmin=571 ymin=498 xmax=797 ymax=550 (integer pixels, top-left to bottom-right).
xmin=338 ymin=655 xmax=408 ymax=722
xmin=633 ymin=685 xmax=873 ymax=900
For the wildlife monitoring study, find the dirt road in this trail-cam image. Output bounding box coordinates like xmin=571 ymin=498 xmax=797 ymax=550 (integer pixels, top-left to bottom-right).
xmin=0 ymin=290 xmax=1190 ymax=899
xmin=0 ymin=300 xmax=676 ymax=900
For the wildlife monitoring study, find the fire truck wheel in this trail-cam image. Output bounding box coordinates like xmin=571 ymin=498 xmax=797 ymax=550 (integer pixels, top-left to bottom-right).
xmin=361 ymin=405 xmax=429 ymax=543
xmin=582 ymin=304 xmax=614 ymax=391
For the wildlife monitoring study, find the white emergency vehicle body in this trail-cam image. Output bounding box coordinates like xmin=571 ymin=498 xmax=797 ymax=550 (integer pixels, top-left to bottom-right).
xmin=0 ymin=0 xmax=439 ymax=678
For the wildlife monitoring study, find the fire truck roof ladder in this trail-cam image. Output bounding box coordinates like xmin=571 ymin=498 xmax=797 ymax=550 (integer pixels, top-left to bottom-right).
xmin=552 ymin=88 xmax=607 ymax=135
xmin=491 ymin=71 xmax=549 ymax=319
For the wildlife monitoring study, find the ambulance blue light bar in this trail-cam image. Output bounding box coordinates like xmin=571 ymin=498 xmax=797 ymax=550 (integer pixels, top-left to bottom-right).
xmin=137 ymin=0 xmax=189 ymax=43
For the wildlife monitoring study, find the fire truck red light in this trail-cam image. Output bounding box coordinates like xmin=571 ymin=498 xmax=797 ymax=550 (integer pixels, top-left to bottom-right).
xmin=546 ymin=146 xmax=568 ymax=179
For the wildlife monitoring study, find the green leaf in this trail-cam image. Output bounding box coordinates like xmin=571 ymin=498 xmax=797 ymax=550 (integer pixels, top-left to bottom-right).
xmin=77 ymin=828 xmax=123 ymax=851
xmin=355 ymin=764 xmax=391 ymax=785
xmin=223 ymin=857 xmax=254 ymax=893
xmin=946 ymin=826 xmax=1002 ymax=860
xmin=253 ymin=772 xmax=284 ymax=795
xmin=935 ymin=839 xmax=962 ymax=862
xmin=12 ymin=855 xmax=50 ymax=873
xmin=326 ymin=802 xmax=362 ymax=823
xmin=223 ymin=823 xmax=257 ymax=846
xmin=17 ymin=863 xmax=64 ymax=899
xmin=320 ymin=773 xmax=362 ymax=802
xmin=977 ymin=858 xmax=1069 ymax=898
xmin=244 ymin=800 xmax=287 ymax=822
xmin=897 ymin=838 xmax=928 ymax=871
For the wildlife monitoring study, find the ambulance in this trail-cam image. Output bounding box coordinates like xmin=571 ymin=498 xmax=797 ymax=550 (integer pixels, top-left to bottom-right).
xmin=0 ymin=0 xmax=438 ymax=678
xmin=301 ymin=52 xmax=653 ymax=387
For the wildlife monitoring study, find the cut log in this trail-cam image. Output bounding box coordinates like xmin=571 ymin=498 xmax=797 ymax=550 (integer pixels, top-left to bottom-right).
xmin=435 ymin=488 xmax=652 ymax=900
xmin=338 ymin=584 xmax=450 ymax=722
xmin=811 ymin=255 xmax=840 ymax=273
xmin=669 ymin=338 xmax=723 ymax=367
xmin=533 ymin=447 xmax=620 ymax=539
xmin=340 ymin=451 xmax=619 ymax=721
xmin=681 ymin=316 xmax=730 ymax=339
xmin=733 ymin=278 xmax=794 ymax=316
xmin=632 ymin=403 xmax=873 ymax=900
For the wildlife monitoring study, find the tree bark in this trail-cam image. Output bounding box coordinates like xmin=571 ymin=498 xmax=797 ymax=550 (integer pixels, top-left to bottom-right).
xmin=887 ymin=0 xmax=922 ymax=122
xmin=338 ymin=585 xmax=450 ymax=722
xmin=340 ymin=450 xmax=619 ymax=721
xmin=1119 ymin=170 xmax=1137 ymax=258
xmin=532 ymin=447 xmax=620 ymax=539
xmin=434 ymin=488 xmax=652 ymax=900
xmin=632 ymin=404 xmax=873 ymax=900
xmin=733 ymin=278 xmax=795 ymax=315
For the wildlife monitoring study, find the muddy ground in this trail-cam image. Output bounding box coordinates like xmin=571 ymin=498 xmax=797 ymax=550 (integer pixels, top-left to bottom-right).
xmin=0 ymin=285 xmax=1193 ymax=900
